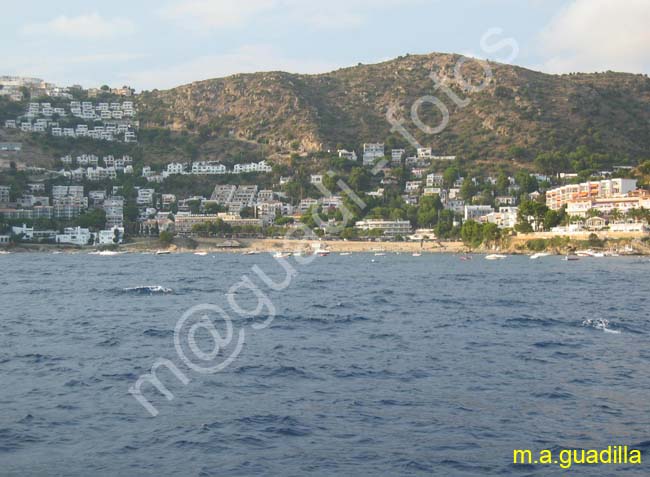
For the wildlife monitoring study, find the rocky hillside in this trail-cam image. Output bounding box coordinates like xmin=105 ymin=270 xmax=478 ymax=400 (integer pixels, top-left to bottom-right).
xmin=137 ymin=52 xmax=650 ymax=163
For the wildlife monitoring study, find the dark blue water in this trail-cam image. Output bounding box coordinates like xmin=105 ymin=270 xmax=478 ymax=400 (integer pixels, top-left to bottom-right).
xmin=1 ymin=253 xmax=649 ymax=476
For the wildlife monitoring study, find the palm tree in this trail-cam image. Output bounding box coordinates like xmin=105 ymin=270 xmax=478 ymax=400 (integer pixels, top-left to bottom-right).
xmin=609 ymin=208 xmax=623 ymax=223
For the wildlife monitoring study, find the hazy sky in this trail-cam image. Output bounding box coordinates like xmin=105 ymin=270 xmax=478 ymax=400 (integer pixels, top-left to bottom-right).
xmin=2 ymin=0 xmax=649 ymax=90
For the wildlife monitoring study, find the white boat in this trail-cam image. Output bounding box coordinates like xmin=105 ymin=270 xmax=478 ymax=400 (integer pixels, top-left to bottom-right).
xmin=156 ymin=250 xmax=171 ymax=255
xmin=272 ymin=251 xmax=292 ymax=258
xmin=530 ymin=252 xmax=551 ymax=260
xmin=0 ymin=251 xmax=10 ymax=255
xmin=317 ymin=251 xmax=330 ymax=257
xmin=194 ymin=252 xmax=208 ymax=256
xmin=412 ymin=253 xmax=422 ymax=257
xmin=564 ymin=255 xmax=580 ymax=261
xmin=485 ymin=254 xmax=507 ymax=260
xmin=243 ymin=250 xmax=260 ymax=255
xmin=576 ymin=249 xmax=605 ymax=258
xmin=374 ymin=252 xmax=386 ymax=256
xmin=339 ymin=252 xmax=352 ymax=256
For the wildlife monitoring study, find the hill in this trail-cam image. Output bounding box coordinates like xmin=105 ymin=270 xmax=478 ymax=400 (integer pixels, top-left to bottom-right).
xmin=136 ymin=52 xmax=650 ymax=165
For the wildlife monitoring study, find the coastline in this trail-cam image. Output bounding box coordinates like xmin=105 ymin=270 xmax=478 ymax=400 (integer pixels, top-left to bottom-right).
xmin=3 ymin=233 xmax=650 ymax=255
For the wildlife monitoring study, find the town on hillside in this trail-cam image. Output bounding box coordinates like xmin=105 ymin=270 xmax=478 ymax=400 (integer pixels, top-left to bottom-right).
xmin=1 ymin=76 xmax=650 ymax=250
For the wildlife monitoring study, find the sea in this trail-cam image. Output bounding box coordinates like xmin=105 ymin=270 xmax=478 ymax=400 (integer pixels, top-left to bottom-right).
xmin=1 ymin=252 xmax=649 ymax=476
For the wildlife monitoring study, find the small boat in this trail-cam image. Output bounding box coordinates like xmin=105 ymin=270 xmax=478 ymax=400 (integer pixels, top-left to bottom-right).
xmin=339 ymin=252 xmax=352 ymax=256
xmin=272 ymin=251 xmax=292 ymax=258
xmin=530 ymin=252 xmax=551 ymax=260
xmin=564 ymin=255 xmax=579 ymax=261
xmin=0 ymin=251 xmax=10 ymax=255
xmin=459 ymin=255 xmax=472 ymax=261
xmin=374 ymin=252 xmax=386 ymax=256
xmin=317 ymin=251 xmax=330 ymax=257
xmin=156 ymin=250 xmax=171 ymax=255
xmin=244 ymin=250 xmax=260 ymax=255
xmin=485 ymin=254 xmax=507 ymax=260
xmin=194 ymin=252 xmax=208 ymax=256
xmin=412 ymin=253 xmax=422 ymax=257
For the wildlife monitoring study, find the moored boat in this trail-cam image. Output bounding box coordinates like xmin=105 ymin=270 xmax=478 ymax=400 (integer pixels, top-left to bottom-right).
xmin=485 ymin=254 xmax=507 ymax=260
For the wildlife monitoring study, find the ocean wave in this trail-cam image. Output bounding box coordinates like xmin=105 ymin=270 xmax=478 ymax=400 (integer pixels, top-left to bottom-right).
xmin=143 ymin=328 xmax=174 ymax=338
xmin=121 ymin=286 xmax=173 ymax=295
xmin=582 ymin=318 xmax=621 ymax=334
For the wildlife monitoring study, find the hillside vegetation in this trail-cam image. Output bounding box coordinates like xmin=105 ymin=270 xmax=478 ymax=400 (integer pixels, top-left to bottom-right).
xmin=137 ymin=52 xmax=650 ymax=164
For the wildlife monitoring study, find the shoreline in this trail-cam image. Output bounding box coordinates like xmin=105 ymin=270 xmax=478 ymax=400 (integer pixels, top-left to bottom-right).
xmin=3 ymin=234 xmax=650 ymax=256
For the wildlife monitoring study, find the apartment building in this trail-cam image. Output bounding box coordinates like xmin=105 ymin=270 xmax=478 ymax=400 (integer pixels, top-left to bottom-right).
xmin=362 ymin=143 xmax=385 ymax=166
xmin=464 ymin=205 xmax=494 ymax=221
xmin=338 ymin=149 xmax=357 ymax=161
xmin=354 ymin=219 xmax=412 ymax=237
xmin=546 ymin=179 xmax=638 ymax=210
xmin=0 ymin=186 xmax=10 ymax=204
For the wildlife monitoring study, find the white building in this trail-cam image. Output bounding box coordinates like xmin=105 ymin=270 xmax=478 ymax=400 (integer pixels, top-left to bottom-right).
xmin=354 ymin=219 xmax=412 ymax=238
xmin=192 ymin=161 xmax=227 ymax=175
xmin=338 ymin=149 xmax=357 ymax=161
xmin=464 ymin=205 xmax=494 ymax=221
xmin=426 ymin=174 xmax=444 ymax=187
xmin=56 ymin=227 xmax=93 ymax=246
xmin=166 ymin=162 xmax=187 ymax=175
xmin=405 ymin=181 xmax=422 ymax=193
xmin=391 ymin=149 xmax=405 ymax=164
xmin=546 ymin=178 xmax=638 ymax=210
xmin=104 ymin=197 xmax=124 ymax=227
xmin=0 ymin=185 xmax=10 ymax=203
xmin=97 ymin=227 xmax=124 ymax=245
xmin=233 ymin=160 xmax=272 ymax=174
xmin=362 ymin=143 xmax=385 ymax=166
xmin=481 ymin=207 xmax=519 ymax=229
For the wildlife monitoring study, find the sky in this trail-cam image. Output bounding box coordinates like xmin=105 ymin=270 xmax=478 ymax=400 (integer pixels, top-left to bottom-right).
xmin=2 ymin=0 xmax=649 ymax=91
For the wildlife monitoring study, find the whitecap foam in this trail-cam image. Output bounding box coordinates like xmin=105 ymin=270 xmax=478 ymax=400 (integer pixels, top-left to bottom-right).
xmin=122 ymin=285 xmax=173 ymax=295
xmin=582 ymin=318 xmax=621 ymax=334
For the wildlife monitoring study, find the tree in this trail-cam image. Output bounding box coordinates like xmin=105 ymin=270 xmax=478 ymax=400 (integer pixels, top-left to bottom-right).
xmin=460 ymin=178 xmax=476 ymax=201
xmin=348 ymin=167 xmax=371 ymax=192
xmin=159 ymin=231 xmax=174 ymax=244
xmin=443 ymin=166 xmax=460 ymax=188
xmin=461 ymin=220 xmax=483 ymax=248
xmin=482 ymin=222 xmax=500 ymax=245
xmin=340 ymin=227 xmax=358 ymax=240
xmin=435 ymin=210 xmax=456 ymax=239
xmin=534 ymin=152 xmax=569 ymax=177
xmin=416 ymin=195 xmax=442 ymax=227
xmin=543 ymin=209 xmax=562 ymax=231
xmin=240 ymin=206 xmax=255 ymax=218
xmin=204 ymin=203 xmax=225 ymax=214
xmin=518 ymin=200 xmax=549 ymax=232
xmin=75 ymin=209 xmax=106 ymax=230
xmin=495 ymin=172 xmax=509 ymax=195
xmin=514 ymin=172 xmax=539 ymax=194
